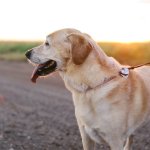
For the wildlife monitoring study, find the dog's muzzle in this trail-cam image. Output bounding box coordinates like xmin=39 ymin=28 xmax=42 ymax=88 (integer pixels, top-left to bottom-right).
xmin=30 ymin=59 xmax=57 ymax=83
xmin=25 ymin=49 xmax=57 ymax=83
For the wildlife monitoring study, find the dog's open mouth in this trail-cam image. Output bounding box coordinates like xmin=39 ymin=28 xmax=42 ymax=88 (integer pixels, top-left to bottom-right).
xmin=31 ymin=60 xmax=57 ymax=83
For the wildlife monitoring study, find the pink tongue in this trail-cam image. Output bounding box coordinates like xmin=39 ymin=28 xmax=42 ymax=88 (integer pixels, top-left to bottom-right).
xmin=31 ymin=66 xmax=39 ymax=83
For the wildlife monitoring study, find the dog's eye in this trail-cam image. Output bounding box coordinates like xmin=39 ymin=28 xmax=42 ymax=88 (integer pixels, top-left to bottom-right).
xmin=45 ymin=42 xmax=49 ymax=46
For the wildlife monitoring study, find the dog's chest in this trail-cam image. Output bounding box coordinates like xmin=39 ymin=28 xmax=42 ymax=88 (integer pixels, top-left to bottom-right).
xmin=74 ymin=92 xmax=124 ymax=143
xmin=74 ymin=95 xmax=111 ymax=140
xmin=76 ymin=105 xmax=105 ymax=144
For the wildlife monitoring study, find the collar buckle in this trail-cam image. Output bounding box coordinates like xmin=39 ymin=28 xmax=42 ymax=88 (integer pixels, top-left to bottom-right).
xmin=119 ymin=68 xmax=129 ymax=78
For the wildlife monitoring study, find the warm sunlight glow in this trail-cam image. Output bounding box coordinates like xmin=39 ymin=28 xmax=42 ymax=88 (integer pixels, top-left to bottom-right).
xmin=0 ymin=0 xmax=150 ymax=42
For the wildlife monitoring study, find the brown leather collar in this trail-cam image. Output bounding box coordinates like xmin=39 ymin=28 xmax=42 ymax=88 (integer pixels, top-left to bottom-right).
xmin=85 ymin=62 xmax=150 ymax=92
xmin=86 ymin=75 xmax=117 ymax=92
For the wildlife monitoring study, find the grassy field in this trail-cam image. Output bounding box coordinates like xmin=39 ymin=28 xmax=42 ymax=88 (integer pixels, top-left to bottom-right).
xmin=0 ymin=41 xmax=150 ymax=65
xmin=99 ymin=42 xmax=150 ymax=65
xmin=0 ymin=41 xmax=41 ymax=61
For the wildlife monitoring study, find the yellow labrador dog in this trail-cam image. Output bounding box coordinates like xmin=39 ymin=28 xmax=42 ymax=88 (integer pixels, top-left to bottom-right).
xmin=26 ymin=28 xmax=150 ymax=150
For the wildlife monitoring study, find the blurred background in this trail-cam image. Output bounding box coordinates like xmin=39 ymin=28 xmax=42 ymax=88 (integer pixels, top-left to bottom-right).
xmin=0 ymin=0 xmax=150 ymax=150
xmin=0 ymin=0 xmax=150 ymax=65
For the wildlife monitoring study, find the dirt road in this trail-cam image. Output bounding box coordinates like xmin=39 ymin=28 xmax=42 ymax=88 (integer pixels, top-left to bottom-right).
xmin=0 ymin=61 xmax=150 ymax=150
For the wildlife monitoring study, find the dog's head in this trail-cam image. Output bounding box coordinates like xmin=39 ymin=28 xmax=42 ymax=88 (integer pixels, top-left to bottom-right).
xmin=25 ymin=28 xmax=94 ymax=83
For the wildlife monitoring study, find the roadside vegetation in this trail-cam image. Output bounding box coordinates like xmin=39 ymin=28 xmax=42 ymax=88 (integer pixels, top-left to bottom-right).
xmin=0 ymin=41 xmax=150 ymax=65
xmin=100 ymin=42 xmax=150 ymax=65
xmin=0 ymin=41 xmax=41 ymax=61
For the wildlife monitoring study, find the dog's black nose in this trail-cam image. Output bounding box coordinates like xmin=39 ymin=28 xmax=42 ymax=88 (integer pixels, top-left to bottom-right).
xmin=25 ymin=50 xmax=32 ymax=59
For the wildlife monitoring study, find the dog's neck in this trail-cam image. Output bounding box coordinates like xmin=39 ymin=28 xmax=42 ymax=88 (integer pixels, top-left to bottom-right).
xmin=59 ymin=51 xmax=121 ymax=93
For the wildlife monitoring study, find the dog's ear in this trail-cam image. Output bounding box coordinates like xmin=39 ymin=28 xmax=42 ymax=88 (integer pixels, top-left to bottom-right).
xmin=67 ymin=34 xmax=92 ymax=65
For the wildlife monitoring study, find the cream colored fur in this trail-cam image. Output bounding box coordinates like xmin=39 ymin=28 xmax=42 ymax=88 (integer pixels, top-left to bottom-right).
xmin=27 ymin=28 xmax=150 ymax=150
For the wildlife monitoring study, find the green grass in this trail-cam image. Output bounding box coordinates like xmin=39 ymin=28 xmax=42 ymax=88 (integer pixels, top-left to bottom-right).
xmin=0 ymin=41 xmax=150 ymax=65
xmin=0 ymin=41 xmax=41 ymax=61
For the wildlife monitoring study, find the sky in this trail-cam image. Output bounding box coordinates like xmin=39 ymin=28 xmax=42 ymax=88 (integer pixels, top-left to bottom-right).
xmin=0 ymin=0 xmax=150 ymax=42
